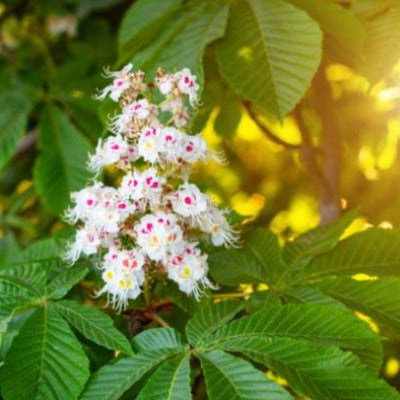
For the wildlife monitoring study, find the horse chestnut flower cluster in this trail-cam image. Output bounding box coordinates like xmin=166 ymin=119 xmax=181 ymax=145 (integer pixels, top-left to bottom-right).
xmin=64 ymin=65 xmax=238 ymax=310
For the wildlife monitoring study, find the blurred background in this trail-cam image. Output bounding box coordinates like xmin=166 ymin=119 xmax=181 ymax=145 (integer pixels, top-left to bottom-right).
xmin=1 ymin=0 xmax=400 ymax=390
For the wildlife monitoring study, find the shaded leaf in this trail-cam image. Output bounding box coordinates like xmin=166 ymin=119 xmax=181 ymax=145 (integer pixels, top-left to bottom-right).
xmin=118 ymin=0 xmax=181 ymax=59
xmin=305 ymin=228 xmax=400 ymax=280
xmin=132 ymin=327 xmax=183 ymax=352
xmin=320 ymin=277 xmax=400 ymax=336
xmin=136 ymin=353 xmax=191 ymax=400
xmin=1 ymin=307 xmax=89 ymax=400
xmin=215 ymin=0 xmax=322 ymax=120
xmin=217 ymin=337 xmax=400 ymax=400
xmin=80 ymin=348 xmax=183 ymax=400
xmin=199 ymin=350 xmax=293 ymax=400
xmin=48 ymin=266 xmax=89 ymax=300
xmin=34 ymin=105 xmax=92 ymax=215
xmin=54 ymin=300 xmax=133 ymax=355
xmin=0 ymin=92 xmax=31 ymax=170
xmin=203 ymin=304 xmax=383 ymax=372
xmin=210 ymin=228 xmax=283 ymax=286
xmin=186 ymin=301 xmax=244 ymax=345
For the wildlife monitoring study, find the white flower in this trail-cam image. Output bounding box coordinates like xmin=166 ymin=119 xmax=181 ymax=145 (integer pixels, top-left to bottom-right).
xmin=156 ymin=74 xmax=174 ymax=95
xmin=158 ymin=127 xmax=184 ymax=163
xmin=199 ymin=206 xmax=238 ymax=247
xmin=135 ymin=211 xmax=183 ymax=261
xmin=98 ymin=247 xmax=145 ymax=311
xmin=64 ymin=182 xmax=103 ymax=224
xmin=127 ymin=98 xmax=150 ymax=120
xmin=166 ymin=244 xmax=214 ymax=299
xmin=138 ymin=126 xmax=160 ymax=163
xmin=176 ymin=68 xmax=199 ymax=105
xmin=181 ymin=134 xmax=208 ymax=163
xmin=170 ymin=182 xmax=208 ymax=220
xmin=64 ymin=227 xmax=101 ymax=263
xmin=88 ymin=135 xmax=129 ymax=173
xmin=96 ymin=64 xmax=133 ymax=101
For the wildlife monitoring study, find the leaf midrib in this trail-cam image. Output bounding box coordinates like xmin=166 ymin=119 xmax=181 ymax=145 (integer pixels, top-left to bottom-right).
xmin=244 ymin=0 xmax=280 ymax=115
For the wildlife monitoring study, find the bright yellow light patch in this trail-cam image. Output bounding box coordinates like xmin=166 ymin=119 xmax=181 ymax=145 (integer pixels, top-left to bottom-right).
xmin=385 ymin=358 xmax=400 ymax=378
xmin=351 ymin=274 xmax=378 ymax=281
xmin=355 ymin=311 xmax=379 ymax=333
xmin=237 ymin=46 xmax=253 ymax=62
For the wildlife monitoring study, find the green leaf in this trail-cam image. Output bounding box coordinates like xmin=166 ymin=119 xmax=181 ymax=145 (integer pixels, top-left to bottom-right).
xmin=1 ymin=306 xmax=89 ymax=400
xmin=0 ymin=91 xmax=31 ymax=170
xmin=136 ymin=353 xmax=191 ymax=400
xmin=283 ymin=286 xmax=345 ymax=307
xmin=359 ymin=5 xmax=400 ymax=84
xmin=80 ymin=348 xmax=183 ymax=400
xmin=185 ymin=301 xmax=244 ymax=345
xmin=286 ymin=0 xmax=366 ymax=62
xmin=53 ymin=300 xmax=133 ymax=355
xmin=199 ymin=350 xmax=293 ymax=400
xmin=282 ymin=209 xmax=357 ymax=272
xmin=209 ymin=228 xmax=283 ymax=286
xmin=203 ymin=304 xmax=383 ymax=372
xmin=118 ymin=0 xmax=181 ymax=59
xmin=217 ymin=337 xmax=400 ymax=400
xmin=215 ymin=0 xmax=322 ymax=120
xmin=34 ymin=105 xmax=92 ymax=215
xmin=48 ymin=266 xmax=89 ymax=300
xmin=0 ymin=266 xmax=45 ymax=318
xmin=305 ymin=228 xmax=400 ymax=280
xmin=132 ymin=0 xmax=229 ymax=86
xmin=214 ymin=93 xmax=242 ymax=138
xmin=320 ymin=277 xmax=400 ymax=335
xmin=132 ymin=327 xmax=183 ymax=352
xmin=248 ymin=290 xmax=281 ymax=311
xmin=20 ymin=237 xmax=65 ymax=272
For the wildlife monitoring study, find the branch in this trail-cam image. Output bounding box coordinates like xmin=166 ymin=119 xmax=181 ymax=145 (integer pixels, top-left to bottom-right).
xmin=243 ymin=101 xmax=301 ymax=150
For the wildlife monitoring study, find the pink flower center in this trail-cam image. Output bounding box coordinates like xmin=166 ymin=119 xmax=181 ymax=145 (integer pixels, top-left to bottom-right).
xmin=118 ymin=203 xmax=127 ymax=209
xmin=146 ymin=223 xmax=153 ymax=231
xmin=166 ymin=135 xmax=173 ymax=142
xmin=186 ymin=145 xmax=193 ymax=152
xmin=111 ymin=144 xmax=119 ymax=150
xmin=86 ymin=199 xmax=94 ymax=206
xmin=184 ymin=196 xmax=192 ymax=205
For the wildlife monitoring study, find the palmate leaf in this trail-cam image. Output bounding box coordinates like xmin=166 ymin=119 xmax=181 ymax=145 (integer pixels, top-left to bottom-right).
xmin=118 ymin=0 xmax=181 ymax=60
xmin=80 ymin=348 xmax=183 ymax=400
xmin=358 ymin=5 xmax=400 ymax=84
xmin=286 ymin=0 xmax=366 ymax=62
xmin=203 ymin=304 xmax=382 ymax=372
xmin=34 ymin=105 xmax=92 ymax=215
xmin=1 ymin=306 xmax=89 ymax=400
xmin=215 ymin=0 xmax=322 ymax=120
xmin=209 ymin=229 xmax=283 ymax=286
xmin=0 ymin=91 xmax=31 ymax=170
xmin=319 ymin=277 xmax=400 ymax=335
xmin=0 ymin=264 xmax=47 ymax=318
xmin=136 ymin=353 xmax=191 ymax=400
xmin=199 ymin=350 xmax=293 ymax=400
xmin=48 ymin=265 xmax=89 ymax=300
xmin=304 ymin=228 xmax=400 ymax=280
xmin=19 ymin=237 xmax=65 ymax=272
xmin=185 ymin=301 xmax=244 ymax=345
xmin=53 ymin=300 xmax=133 ymax=355
xmin=281 ymin=209 xmax=357 ymax=273
xmin=132 ymin=0 xmax=229 ymax=86
xmin=217 ymin=337 xmax=400 ymax=400
xmin=132 ymin=327 xmax=183 ymax=351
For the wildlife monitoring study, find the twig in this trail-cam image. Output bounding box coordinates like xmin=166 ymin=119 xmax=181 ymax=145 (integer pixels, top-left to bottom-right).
xmin=243 ymin=101 xmax=301 ymax=149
